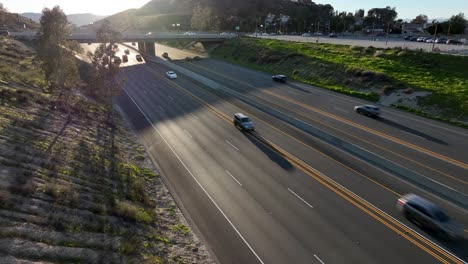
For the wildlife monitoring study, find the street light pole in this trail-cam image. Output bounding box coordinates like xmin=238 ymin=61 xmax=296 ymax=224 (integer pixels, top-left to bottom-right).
xmin=432 ymin=22 xmax=438 ymax=52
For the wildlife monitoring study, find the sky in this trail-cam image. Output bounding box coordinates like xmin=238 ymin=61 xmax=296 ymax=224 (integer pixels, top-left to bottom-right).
xmin=1 ymin=0 xmax=149 ymax=15
xmin=2 ymin=0 xmax=468 ymax=19
xmin=315 ymin=0 xmax=468 ymax=20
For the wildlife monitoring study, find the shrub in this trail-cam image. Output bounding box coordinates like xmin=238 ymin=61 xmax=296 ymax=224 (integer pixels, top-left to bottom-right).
xmin=374 ymin=50 xmax=385 ymax=57
xmin=114 ymin=200 xmax=155 ymax=223
xmin=397 ymin=51 xmax=407 ymax=57
xmin=381 ymin=85 xmax=395 ymax=95
xmin=292 ymin=69 xmax=299 ymax=75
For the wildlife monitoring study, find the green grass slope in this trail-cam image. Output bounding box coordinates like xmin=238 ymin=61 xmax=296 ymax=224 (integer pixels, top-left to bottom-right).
xmin=211 ymin=37 xmax=468 ymax=122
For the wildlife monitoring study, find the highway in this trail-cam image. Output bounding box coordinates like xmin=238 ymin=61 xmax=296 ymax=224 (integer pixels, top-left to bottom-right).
xmin=154 ymin=44 xmax=468 ymax=196
xmin=112 ymin=43 xmax=467 ymax=263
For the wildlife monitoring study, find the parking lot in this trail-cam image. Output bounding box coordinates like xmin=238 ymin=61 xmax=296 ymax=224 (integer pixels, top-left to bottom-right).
xmin=254 ymin=34 xmax=468 ymax=55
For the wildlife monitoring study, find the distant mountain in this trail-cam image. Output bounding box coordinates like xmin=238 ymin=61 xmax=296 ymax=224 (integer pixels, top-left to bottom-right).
xmin=20 ymin=12 xmax=42 ymax=22
xmin=21 ymin=12 xmax=107 ymax=26
xmin=67 ymin=13 xmax=107 ymax=26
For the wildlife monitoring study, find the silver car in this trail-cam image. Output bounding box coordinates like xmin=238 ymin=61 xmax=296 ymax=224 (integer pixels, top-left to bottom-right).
xmin=397 ymin=194 xmax=464 ymax=240
xmin=233 ymin=113 xmax=254 ymax=131
xmin=354 ymin=105 xmax=380 ymax=117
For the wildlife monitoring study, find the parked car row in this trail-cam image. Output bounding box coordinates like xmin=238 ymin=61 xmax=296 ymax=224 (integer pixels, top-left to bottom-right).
xmin=405 ymin=36 xmax=464 ymax=44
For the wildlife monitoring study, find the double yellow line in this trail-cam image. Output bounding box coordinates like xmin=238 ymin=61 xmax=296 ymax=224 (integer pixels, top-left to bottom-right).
xmin=184 ymin=61 xmax=468 ymax=171
xmin=138 ymin=64 xmax=462 ymax=264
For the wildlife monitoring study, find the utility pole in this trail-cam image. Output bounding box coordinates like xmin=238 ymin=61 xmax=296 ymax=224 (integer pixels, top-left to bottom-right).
xmin=432 ymin=22 xmax=438 ymax=51
xmin=447 ymin=23 xmax=451 ymax=39
xmin=386 ymin=22 xmax=390 ymax=45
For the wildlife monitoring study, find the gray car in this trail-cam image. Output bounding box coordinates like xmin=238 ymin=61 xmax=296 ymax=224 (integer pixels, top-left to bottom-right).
xmin=233 ymin=113 xmax=254 ymax=131
xmin=354 ymin=105 xmax=380 ymax=117
xmin=397 ymin=194 xmax=464 ymax=240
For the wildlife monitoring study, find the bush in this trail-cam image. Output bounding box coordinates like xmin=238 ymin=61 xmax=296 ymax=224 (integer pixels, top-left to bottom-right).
xmin=381 ymin=85 xmax=395 ymax=95
xmin=114 ymin=201 xmax=155 ymax=223
xmin=374 ymin=50 xmax=385 ymax=57
xmin=397 ymin=51 xmax=407 ymax=57
xmin=292 ymin=69 xmax=299 ymax=75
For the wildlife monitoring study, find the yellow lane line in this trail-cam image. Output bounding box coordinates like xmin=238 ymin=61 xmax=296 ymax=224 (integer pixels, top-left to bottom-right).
xmin=243 ymin=89 xmax=468 ymax=186
xmin=186 ymin=61 xmax=468 ymax=171
xmin=139 ymin=65 xmax=462 ymax=264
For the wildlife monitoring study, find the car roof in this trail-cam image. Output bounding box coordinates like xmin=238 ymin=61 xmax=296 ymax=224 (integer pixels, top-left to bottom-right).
xmin=234 ymin=113 xmax=248 ymax=118
xmin=403 ymin=194 xmax=439 ymax=211
xmin=275 ymin=75 xmax=286 ymax=77
xmin=363 ymin=105 xmax=379 ymax=109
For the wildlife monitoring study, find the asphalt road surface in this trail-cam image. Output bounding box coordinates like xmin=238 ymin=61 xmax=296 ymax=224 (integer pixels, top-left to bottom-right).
xmin=110 ymin=43 xmax=468 ymax=264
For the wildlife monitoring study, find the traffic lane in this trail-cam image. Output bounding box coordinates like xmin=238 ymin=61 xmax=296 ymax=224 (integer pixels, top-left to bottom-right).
xmin=238 ymin=86 xmax=468 ymax=194
xmin=139 ymin=61 xmax=468 ymax=255
xmin=121 ymin=65 xmax=448 ymax=263
xmin=172 ymin=57 xmax=468 ymax=163
xmin=164 ymin=59 xmax=468 ymax=193
xmin=179 ymin=54 xmax=468 ymax=141
xmin=116 ymin=86 xmax=259 ymax=264
xmin=265 ymin=84 xmax=468 ymax=162
xmin=228 ymin=86 xmax=468 ymax=193
xmin=121 ymin=67 xmax=321 ymax=263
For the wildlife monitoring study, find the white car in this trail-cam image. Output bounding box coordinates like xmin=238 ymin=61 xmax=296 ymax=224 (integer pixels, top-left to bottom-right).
xmin=166 ymin=71 xmax=177 ymax=79
xmin=183 ymin=32 xmax=196 ymax=36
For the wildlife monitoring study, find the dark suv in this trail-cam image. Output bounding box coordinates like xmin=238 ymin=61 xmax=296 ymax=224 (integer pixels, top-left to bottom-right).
xmin=397 ymin=194 xmax=464 ymax=240
xmin=233 ymin=113 xmax=254 ymax=131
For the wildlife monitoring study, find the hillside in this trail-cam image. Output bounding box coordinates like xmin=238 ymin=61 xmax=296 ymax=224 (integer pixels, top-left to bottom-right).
xmin=21 ymin=12 xmax=107 ymax=27
xmin=0 ymin=11 xmax=39 ymax=31
xmin=0 ymin=36 xmax=213 ymax=262
xmin=91 ymin=0 xmax=298 ymax=32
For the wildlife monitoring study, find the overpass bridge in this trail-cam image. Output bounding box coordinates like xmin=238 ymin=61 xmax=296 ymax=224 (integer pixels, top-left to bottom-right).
xmin=11 ymin=31 xmax=234 ymax=56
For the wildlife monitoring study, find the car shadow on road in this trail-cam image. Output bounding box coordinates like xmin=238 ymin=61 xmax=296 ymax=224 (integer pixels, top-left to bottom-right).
xmin=243 ymin=131 xmax=295 ymax=172
xmin=415 ymin=227 xmax=468 ymax=261
xmin=377 ymin=117 xmax=448 ymax=145
xmin=285 ymin=83 xmax=311 ymax=94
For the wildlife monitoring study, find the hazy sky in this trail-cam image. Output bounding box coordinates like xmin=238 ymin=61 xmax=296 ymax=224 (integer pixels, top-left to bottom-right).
xmin=1 ymin=0 xmax=149 ymax=15
xmin=2 ymin=0 xmax=468 ymax=19
xmin=314 ymin=0 xmax=468 ymax=19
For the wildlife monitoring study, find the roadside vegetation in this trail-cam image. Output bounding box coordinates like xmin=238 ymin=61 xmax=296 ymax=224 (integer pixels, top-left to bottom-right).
xmin=211 ymin=37 xmax=468 ymax=126
xmin=0 ymin=6 xmax=212 ymax=263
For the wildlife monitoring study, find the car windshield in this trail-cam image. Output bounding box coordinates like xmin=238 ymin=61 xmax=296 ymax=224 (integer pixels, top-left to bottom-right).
xmin=240 ymin=117 xmax=251 ymax=123
xmin=168 ymin=71 xmax=175 ymax=74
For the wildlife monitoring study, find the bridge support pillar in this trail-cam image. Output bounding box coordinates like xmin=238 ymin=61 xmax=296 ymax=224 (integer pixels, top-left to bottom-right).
xmin=145 ymin=42 xmax=155 ymax=56
xmin=137 ymin=42 xmax=146 ymax=53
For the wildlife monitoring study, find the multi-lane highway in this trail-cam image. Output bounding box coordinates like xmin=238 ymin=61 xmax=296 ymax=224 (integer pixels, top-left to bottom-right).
xmin=113 ymin=43 xmax=467 ymax=264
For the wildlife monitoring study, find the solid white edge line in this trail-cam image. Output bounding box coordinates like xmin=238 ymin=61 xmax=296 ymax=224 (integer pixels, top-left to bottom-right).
xmin=183 ymin=129 xmax=192 ymax=138
xmin=314 ymin=254 xmax=325 ymax=264
xmin=122 ymin=88 xmax=265 ymax=264
xmin=333 ymin=107 xmax=348 ymax=113
xmin=225 ymin=139 xmax=240 ymax=151
xmin=226 ymin=170 xmax=242 ymax=186
xmin=288 ymin=188 xmax=314 ymax=209
xmin=191 ymin=113 xmax=199 ymax=120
